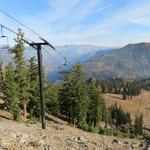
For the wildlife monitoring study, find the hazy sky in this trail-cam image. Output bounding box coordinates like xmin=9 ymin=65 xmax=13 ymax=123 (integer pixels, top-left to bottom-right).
xmin=1 ymin=0 xmax=150 ymax=46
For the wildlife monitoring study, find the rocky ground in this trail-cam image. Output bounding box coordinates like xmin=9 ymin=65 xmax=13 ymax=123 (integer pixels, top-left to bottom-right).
xmin=0 ymin=116 xmax=149 ymax=150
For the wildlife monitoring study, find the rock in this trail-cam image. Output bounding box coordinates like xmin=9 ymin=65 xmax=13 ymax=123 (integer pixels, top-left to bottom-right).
xmin=10 ymin=132 xmax=17 ymax=139
xmin=42 ymin=134 xmax=47 ymax=140
xmin=19 ymin=134 xmax=29 ymax=144
xmin=1 ymin=148 xmax=9 ymax=150
xmin=27 ymin=142 xmax=41 ymax=148
xmin=65 ymin=136 xmax=88 ymax=150
xmin=37 ymin=139 xmax=44 ymax=144
xmin=118 ymin=140 xmax=122 ymax=145
xmin=139 ymin=142 xmax=148 ymax=149
xmin=130 ymin=144 xmax=135 ymax=149
xmin=90 ymin=141 xmax=98 ymax=146
xmin=123 ymin=141 xmax=129 ymax=145
xmin=22 ymin=133 xmax=29 ymax=139
xmin=112 ymin=139 xmax=119 ymax=144
xmin=139 ymin=143 xmax=143 ymax=147
xmin=77 ymin=136 xmax=87 ymax=144
xmin=53 ymin=125 xmax=64 ymax=131
xmin=43 ymin=144 xmax=52 ymax=150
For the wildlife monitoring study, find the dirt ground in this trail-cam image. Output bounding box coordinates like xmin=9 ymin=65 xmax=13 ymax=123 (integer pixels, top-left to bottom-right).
xmin=0 ymin=116 xmax=148 ymax=150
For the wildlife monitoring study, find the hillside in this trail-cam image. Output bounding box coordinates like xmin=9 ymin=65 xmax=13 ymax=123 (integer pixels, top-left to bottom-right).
xmin=0 ymin=96 xmax=149 ymax=150
xmin=0 ymin=116 xmax=148 ymax=150
xmin=104 ymin=90 xmax=150 ymax=130
xmin=83 ymin=42 xmax=150 ymax=79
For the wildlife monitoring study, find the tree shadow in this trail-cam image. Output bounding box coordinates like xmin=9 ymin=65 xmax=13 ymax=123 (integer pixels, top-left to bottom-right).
xmin=109 ymin=95 xmax=123 ymax=100
xmin=45 ymin=113 xmax=67 ymax=125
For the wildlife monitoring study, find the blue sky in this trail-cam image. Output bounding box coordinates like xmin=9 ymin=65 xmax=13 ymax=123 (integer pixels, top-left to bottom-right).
xmin=1 ymin=0 xmax=150 ymax=46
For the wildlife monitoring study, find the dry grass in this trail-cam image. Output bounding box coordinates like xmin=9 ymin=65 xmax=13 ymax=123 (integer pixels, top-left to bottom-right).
xmin=104 ymin=90 xmax=150 ymax=129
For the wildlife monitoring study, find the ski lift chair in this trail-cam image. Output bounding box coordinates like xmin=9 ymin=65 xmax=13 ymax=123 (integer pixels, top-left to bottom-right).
xmin=0 ymin=26 xmax=10 ymax=49
xmin=58 ymin=57 xmax=69 ymax=74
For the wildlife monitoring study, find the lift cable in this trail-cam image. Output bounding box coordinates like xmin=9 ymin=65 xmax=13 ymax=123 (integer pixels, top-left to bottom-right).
xmin=0 ymin=23 xmax=34 ymax=43
xmin=0 ymin=9 xmax=41 ymax=38
xmin=0 ymin=9 xmax=69 ymax=64
xmin=42 ymin=48 xmax=60 ymax=65
xmin=0 ymin=24 xmax=60 ymax=66
xmin=0 ymin=23 xmax=69 ymax=70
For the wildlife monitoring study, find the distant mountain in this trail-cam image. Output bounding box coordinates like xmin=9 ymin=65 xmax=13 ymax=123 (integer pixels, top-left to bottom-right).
xmin=83 ymin=42 xmax=150 ymax=80
xmin=46 ymin=45 xmax=112 ymax=81
xmin=0 ymin=45 xmax=113 ymax=81
xmin=4 ymin=43 xmax=150 ymax=80
xmin=54 ymin=45 xmax=109 ymax=64
xmin=89 ymin=48 xmax=117 ymax=61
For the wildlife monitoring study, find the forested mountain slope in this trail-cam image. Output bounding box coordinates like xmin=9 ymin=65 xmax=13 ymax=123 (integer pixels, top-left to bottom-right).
xmin=83 ymin=43 xmax=150 ymax=80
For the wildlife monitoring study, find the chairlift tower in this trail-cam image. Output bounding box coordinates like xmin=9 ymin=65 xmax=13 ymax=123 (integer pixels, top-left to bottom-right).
xmin=29 ymin=39 xmax=55 ymax=129
xmin=29 ymin=43 xmax=46 ymax=129
xmin=0 ymin=24 xmax=68 ymax=129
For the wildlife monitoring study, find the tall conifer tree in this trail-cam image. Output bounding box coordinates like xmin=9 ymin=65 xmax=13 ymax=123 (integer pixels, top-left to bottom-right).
xmin=87 ymin=79 xmax=105 ymax=131
xmin=10 ymin=29 xmax=28 ymax=120
xmin=59 ymin=62 xmax=89 ymax=129
xmin=4 ymin=63 xmax=21 ymax=120
xmin=0 ymin=60 xmax=5 ymax=94
xmin=27 ymin=56 xmax=40 ymax=119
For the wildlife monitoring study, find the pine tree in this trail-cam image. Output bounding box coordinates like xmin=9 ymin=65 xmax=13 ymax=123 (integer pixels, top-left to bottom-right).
xmin=4 ymin=63 xmax=21 ymax=120
xmin=134 ymin=116 xmax=139 ymax=135
xmin=59 ymin=62 xmax=89 ymax=130
xmin=134 ymin=114 xmax=143 ymax=136
xmin=59 ymin=72 xmax=72 ymax=123
xmin=72 ymin=63 xmax=89 ymax=129
xmin=10 ymin=29 xmax=29 ymax=120
xmin=0 ymin=60 xmax=5 ymax=94
xmin=87 ymin=79 xmax=104 ymax=131
xmin=109 ymin=103 xmax=131 ymax=129
xmin=27 ymin=56 xmax=40 ymax=119
xmin=139 ymin=113 xmax=143 ymax=135
xmin=122 ymin=87 xmax=127 ymax=100
xmin=101 ymin=82 xmax=107 ymax=93
xmin=105 ymin=108 xmax=112 ymax=128
xmin=45 ymin=84 xmax=59 ymax=115
xmin=125 ymin=112 xmax=131 ymax=125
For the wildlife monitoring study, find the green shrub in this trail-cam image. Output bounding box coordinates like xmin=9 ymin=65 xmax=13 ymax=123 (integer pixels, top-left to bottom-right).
xmin=143 ymin=133 xmax=150 ymax=141
xmin=130 ymin=133 xmax=137 ymax=139
xmin=99 ymin=128 xmax=137 ymax=139
xmin=28 ymin=117 xmax=38 ymax=124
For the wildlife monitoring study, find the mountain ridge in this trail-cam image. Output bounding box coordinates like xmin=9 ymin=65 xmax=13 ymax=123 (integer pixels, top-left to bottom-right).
xmin=83 ymin=42 xmax=150 ymax=80
xmin=2 ymin=42 xmax=150 ymax=80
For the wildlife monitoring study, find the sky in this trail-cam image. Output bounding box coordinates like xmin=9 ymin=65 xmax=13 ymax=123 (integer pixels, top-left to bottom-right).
xmin=1 ymin=0 xmax=150 ymax=47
